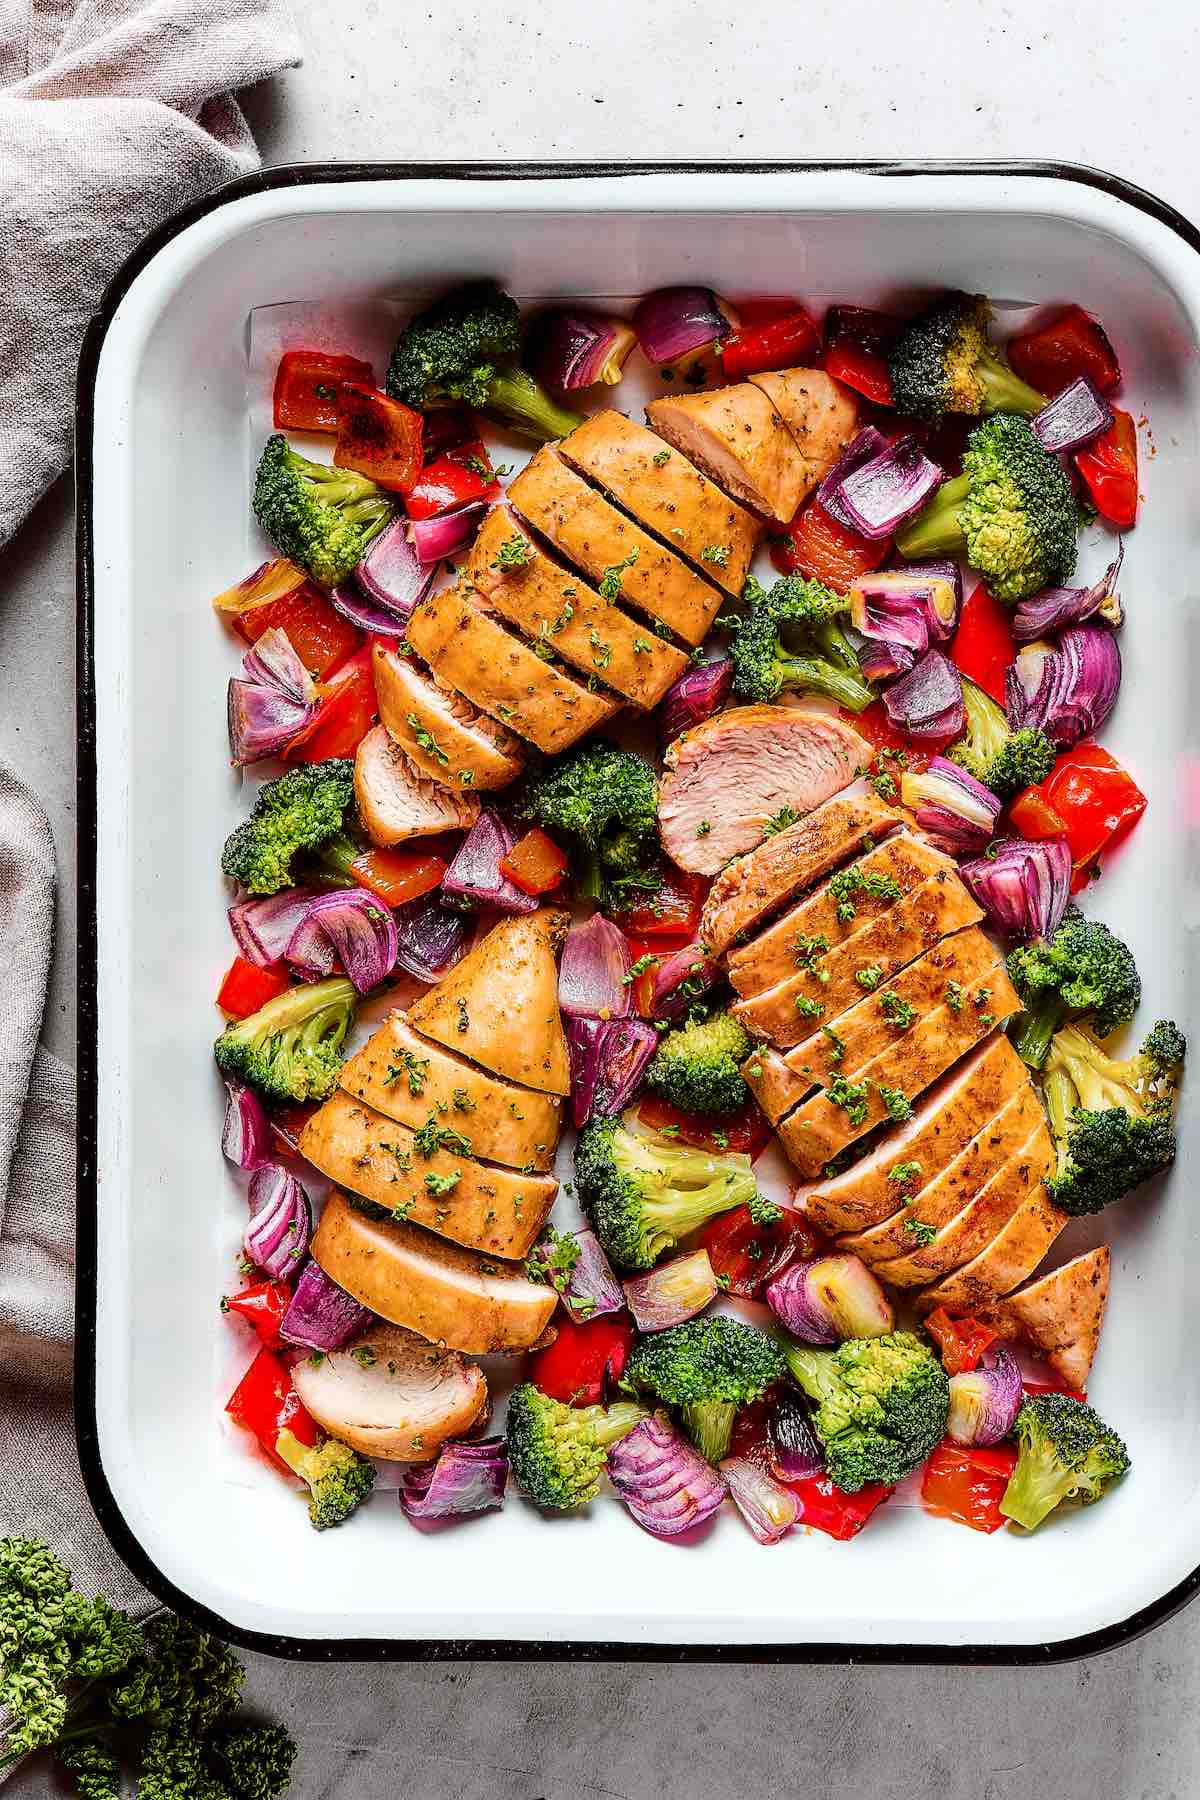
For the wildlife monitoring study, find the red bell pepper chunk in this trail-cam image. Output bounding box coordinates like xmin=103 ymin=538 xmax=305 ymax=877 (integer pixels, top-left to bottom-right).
xmin=772 ymin=499 xmax=890 ymax=591
xmin=611 ymin=869 xmax=709 ymax=941
xmin=283 ymin=644 xmax=378 ymax=764
xmin=526 ymin=1312 xmax=634 ymax=1408
xmin=623 ymin=936 xmax=663 ymax=1018
xmin=231 ymin=582 xmax=362 ymax=681
xmin=821 ymin=305 xmax=902 ymax=406
xmin=419 ymin=408 xmax=479 ymax=459
xmin=731 ymin=297 xmax=806 ymax=328
xmin=333 ymin=383 xmax=424 ymax=494
xmin=499 ymin=828 xmax=570 ymax=896
xmin=1007 ymin=786 xmax=1069 ymax=842
xmin=637 ymin=1094 xmax=773 ymax=1161
xmin=785 ymin=1472 xmax=894 ymax=1540
xmin=349 ymin=846 xmax=447 ymax=908
xmin=923 ymin=1307 xmax=1000 ymax=1376
xmin=720 ymin=308 xmax=821 ymax=381
xmin=217 ymin=957 xmax=291 ymax=1020
xmin=1011 ymin=744 xmax=1147 ymax=891
xmin=226 ymin=1347 xmax=320 ymax=1473
xmin=920 ymin=1440 xmax=1018 ymax=1534
xmin=1007 ymin=305 xmax=1121 ymax=397
xmin=951 ymin=583 xmax=1015 ymax=706
xmin=273 ymin=349 xmax=375 ymax=434
xmin=222 ymin=1279 xmax=292 ymax=1349
xmin=404 ymin=442 xmax=503 ymax=520
xmin=699 ymin=1202 xmax=822 ymax=1298
xmin=847 ymin=700 xmax=945 ymax=773
xmin=727 ymin=1393 xmax=778 ymax=1470
xmin=824 ymin=305 xmax=902 ymax=356
xmin=1074 ymin=407 xmax=1139 ymax=529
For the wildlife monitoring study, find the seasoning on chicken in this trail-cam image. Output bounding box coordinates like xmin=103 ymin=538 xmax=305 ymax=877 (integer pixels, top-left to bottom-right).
xmin=747 ymin=368 xmax=861 ymax=497
xmin=645 ymin=382 xmax=809 ymax=523
xmin=291 ymin=1320 xmax=488 ymax=1460
xmin=354 ymin=723 xmax=479 ymax=847
xmin=972 ymin=1246 xmax=1111 ymax=1391
xmin=913 ymin=1186 xmax=1069 ymax=1315
xmin=372 ymin=643 xmax=525 ymax=792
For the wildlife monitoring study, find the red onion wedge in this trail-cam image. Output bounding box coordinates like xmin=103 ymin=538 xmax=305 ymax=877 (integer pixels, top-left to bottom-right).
xmin=565 ymin=1016 xmax=658 ymax=1128
xmin=883 ymin=648 xmax=965 ymax=740
xmin=1011 ymin=544 xmax=1124 ymax=642
xmin=409 ymin=502 xmax=488 ymax=566
xmin=650 ymin=940 xmax=721 ymax=1022
xmin=558 ymin=914 xmax=632 ymax=1019
xmin=526 ymin=309 xmax=638 ymax=392
xmin=607 ymin=1413 xmax=726 ymax=1539
xmin=766 ymin=1254 xmax=894 ymax=1345
xmin=229 ymin=888 xmax=316 ymax=968
xmin=244 ymin=1164 xmax=312 ymax=1279
xmin=329 ymin=583 xmax=412 ymax=637
xmin=527 ymin=1224 xmax=625 ymax=1320
xmin=849 ymin=567 xmax=960 ymax=657
xmin=857 ymin=636 xmax=916 ymax=685
xmin=899 ymin=756 xmax=1002 ymax=855
xmin=960 ymin=836 xmax=1072 ymax=941
xmin=815 ymin=427 xmax=894 ymax=531
xmin=632 ymin=286 xmax=734 ymax=368
xmin=946 ymin=1346 xmax=1024 ymax=1446
xmin=623 ymin=1250 xmax=719 ymax=1333
xmin=227 ymin=626 xmax=319 ymax=765
xmin=826 ymin=435 xmax=943 ymax=541
xmin=280 ymin=1258 xmax=374 ymax=1351
xmin=392 ymin=892 xmax=471 ymax=984
xmin=658 ymin=654 xmax=733 ymax=752
xmin=1031 ymin=375 xmax=1114 ymax=455
xmin=284 ymin=889 xmax=397 ymax=993
xmin=398 ymin=1437 xmax=509 ymax=1521
xmin=768 ymin=1394 xmax=825 ymax=1482
xmin=221 ymin=1080 xmax=272 ymax=1171
xmin=1005 ymin=626 xmax=1121 ymax=749
xmin=441 ymin=810 xmax=537 ymax=915
xmin=354 ymin=517 xmax=437 ymax=620
xmin=720 ymin=1456 xmax=798 ymax=1544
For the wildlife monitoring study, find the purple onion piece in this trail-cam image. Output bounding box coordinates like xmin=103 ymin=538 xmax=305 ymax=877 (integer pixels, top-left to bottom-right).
xmin=946 ymin=1346 xmax=1024 ymax=1446
xmin=441 ymin=810 xmax=537 ymax=915
xmin=221 ymin=1080 xmax=273 ymax=1171
xmin=720 ymin=1456 xmax=798 ymax=1544
xmin=229 ymin=889 xmax=318 ymax=968
xmin=883 ymin=649 xmax=964 ymax=740
xmin=565 ymin=1016 xmax=658 ymax=1128
xmin=850 ymin=568 xmax=960 ymax=653
xmin=899 ymin=756 xmax=1002 ymax=855
xmin=329 ymin=583 xmax=413 ymax=637
xmin=815 ymin=426 xmax=894 ymax=530
xmin=606 ymin=1413 xmax=726 ymax=1539
xmin=1031 ymin=375 xmax=1114 ymax=455
xmin=960 ymin=836 xmax=1073 ymax=941
xmin=829 ymin=436 xmax=944 ymax=540
xmin=632 ymin=286 xmax=731 ymax=366
xmin=858 ymin=637 xmax=917 ymax=685
xmin=1005 ymin=625 xmax=1122 ymax=749
xmin=392 ymin=892 xmax=471 ymax=984
xmin=282 ymin=905 xmax=338 ymax=979
xmin=227 ymin=679 xmax=316 ymax=766
xmin=244 ymin=1164 xmax=312 ymax=1279
xmin=527 ymin=1223 xmax=625 ymax=1319
xmin=765 ymin=1254 xmax=894 ymax=1344
xmin=284 ymin=890 xmax=397 ymax=993
xmin=623 ymin=1250 xmax=719 ymax=1333
xmin=409 ymin=502 xmax=488 ymax=566
xmin=658 ymin=654 xmax=733 ymax=752
xmin=896 ymin=559 xmax=963 ymax=634
xmin=526 ymin=309 xmax=638 ymax=392
xmin=768 ymin=1394 xmax=825 ymax=1482
xmin=558 ymin=914 xmax=632 ymax=1019
xmin=354 ymin=517 xmax=437 ymax=619
xmin=280 ymin=1258 xmax=374 ymax=1350
xmin=398 ymin=1437 xmax=509 ymax=1521
xmin=650 ymin=940 xmax=720 ymax=1022
xmin=1012 ymin=544 xmax=1124 ymax=643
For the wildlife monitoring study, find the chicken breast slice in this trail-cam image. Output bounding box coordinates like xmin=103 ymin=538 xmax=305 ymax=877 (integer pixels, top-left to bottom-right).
xmin=659 ymin=707 xmax=871 ymax=876
xmin=700 ymin=789 xmax=902 ymax=955
xmin=292 ymin=1319 xmax=487 ymax=1461
xmin=507 ymin=448 xmax=723 ymax=644
xmin=313 ymin=1192 xmax=556 ymax=1356
xmin=973 ymin=1247 xmax=1111 ymax=1390
xmin=465 ymin=507 xmax=688 ymax=708
xmin=747 ymin=368 xmax=860 ymax=497
xmin=646 ymin=384 xmax=809 ymax=523
xmin=372 ymin=643 xmax=525 ymax=792
xmin=558 ymin=410 xmax=759 ymax=596
xmin=354 ymin=724 xmax=480 ymax=848
xmin=406 ymin=582 xmax=620 ymax=754
xmin=913 ymin=1187 xmax=1069 ymax=1316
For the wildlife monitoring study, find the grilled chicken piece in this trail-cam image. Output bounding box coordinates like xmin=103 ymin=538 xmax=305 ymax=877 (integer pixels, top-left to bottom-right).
xmin=700 ymin=790 xmax=901 ymax=955
xmin=870 ymin=1118 xmax=1056 ymax=1288
xmin=406 ymin=583 xmax=619 ymax=754
xmin=372 ymin=644 xmax=524 ymax=792
xmin=339 ymin=1011 xmax=563 ymax=1173
xmin=507 ymin=448 xmax=723 ymax=644
xmin=646 ymin=384 xmax=809 ymax=523
xmin=973 ymin=1247 xmax=1111 ymax=1390
xmin=914 ymin=1187 xmax=1068 ymax=1316
xmin=558 ymin=410 xmax=759 ymax=596
xmin=778 ymin=963 xmax=1022 ymax=1178
xmin=407 ymin=909 xmax=571 ymax=1097
xmin=839 ymin=1082 xmax=1046 ymax=1263
xmin=354 ymin=724 xmax=479 ymax=847
xmin=298 ymin=1091 xmax=557 ymax=1259
xmin=733 ymin=871 xmax=982 ymax=1047
xmin=313 ymin=1192 xmax=556 ymax=1355
xmin=465 ymin=507 xmax=687 ymax=708
xmin=659 ymin=708 xmax=870 ymax=876
xmin=727 ymin=832 xmax=954 ymax=998
xmin=291 ymin=1320 xmax=487 ymax=1460
xmin=796 ymin=1036 xmax=1030 ymax=1236
xmin=747 ymin=368 xmax=860 ymax=497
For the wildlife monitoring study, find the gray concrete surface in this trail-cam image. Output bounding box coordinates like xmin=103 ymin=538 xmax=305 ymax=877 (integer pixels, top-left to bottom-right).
xmin=7 ymin=0 xmax=1200 ymax=1791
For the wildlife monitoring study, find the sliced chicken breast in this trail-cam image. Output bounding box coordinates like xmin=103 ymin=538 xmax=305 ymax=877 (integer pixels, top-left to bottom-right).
xmin=973 ymin=1247 xmax=1111 ymax=1390
xmin=372 ymin=643 xmax=525 ymax=792
xmin=728 ymin=832 xmax=955 ymax=999
xmin=747 ymin=368 xmax=860 ymax=497
xmin=558 ymin=410 xmax=759 ymax=595
xmin=465 ymin=507 xmax=687 ymax=708
xmin=646 ymin=384 xmax=808 ymax=523
xmin=298 ymin=1091 xmax=557 ymax=1259
xmin=659 ymin=707 xmax=871 ymax=876
xmin=292 ymin=1320 xmax=487 ymax=1461
xmin=507 ymin=448 xmax=724 ymax=644
xmin=914 ymin=1188 xmax=1068 ymax=1316
xmin=700 ymin=790 xmax=901 ymax=955
xmin=406 ymin=582 xmax=620 ymax=754
xmin=354 ymin=724 xmax=479 ymax=847
xmin=313 ymin=1192 xmax=556 ymax=1355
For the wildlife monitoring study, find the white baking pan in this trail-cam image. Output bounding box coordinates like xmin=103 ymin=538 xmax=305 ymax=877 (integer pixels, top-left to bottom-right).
xmin=76 ymin=163 xmax=1200 ymax=1661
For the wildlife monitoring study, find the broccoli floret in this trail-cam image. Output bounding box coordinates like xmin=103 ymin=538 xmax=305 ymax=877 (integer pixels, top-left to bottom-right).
xmin=896 ymin=414 xmax=1077 ymax=604
xmin=221 ymin=759 xmax=356 ymax=896
xmin=385 ymin=281 xmax=583 ymax=442
xmin=645 ymin=1010 xmax=753 ymax=1118
xmin=506 ymin=1383 xmax=646 ymax=1510
xmin=1007 ymin=905 xmax=1141 ymax=1067
xmin=1000 ymin=1392 xmax=1130 ymax=1532
xmin=888 ymin=292 xmax=1046 ymax=423
xmin=574 ymin=1114 xmax=760 ymax=1271
xmin=214 ymin=976 xmax=356 ymax=1104
xmin=1041 ymin=1018 xmax=1185 ymax=1215
xmin=518 ymin=741 xmax=658 ymax=901
xmin=783 ymin=1331 xmax=949 ymax=1492
xmin=253 ymin=434 xmax=393 ymax=588
xmin=625 ymin=1316 xmax=788 ymax=1462
xmin=728 ymin=574 xmax=874 ymax=711
xmin=946 ymin=676 xmax=1056 ymax=800
xmin=274 ymin=1429 xmax=376 ymax=1530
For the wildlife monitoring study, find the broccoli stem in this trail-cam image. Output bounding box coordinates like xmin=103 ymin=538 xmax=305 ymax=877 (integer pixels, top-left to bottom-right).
xmin=1013 ymin=993 xmax=1069 ymax=1068
xmin=894 ymin=473 xmax=970 ymax=562
xmin=975 ymin=351 xmax=1046 ymax=419
xmin=304 ymin=831 xmax=363 ymax=890
xmin=681 ymin=1399 xmax=738 ymax=1465
xmin=576 ymin=845 xmax=604 ymax=902
xmin=778 ymin=653 xmax=875 ymax=714
xmin=645 ymin=1170 xmax=758 ymax=1243
xmin=998 ymin=1448 xmax=1076 ymax=1532
xmin=1042 ymin=1065 xmax=1078 ymax=1176
xmin=485 ymin=367 xmax=584 ymax=442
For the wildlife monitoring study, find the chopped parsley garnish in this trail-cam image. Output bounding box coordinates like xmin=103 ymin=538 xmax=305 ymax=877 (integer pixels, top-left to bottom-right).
xmin=879 ymin=991 xmax=917 ymax=1029
xmin=828 ymin=865 xmax=903 ymax=925
xmin=878 ymin=1083 xmax=913 ymax=1122
xmin=696 ymin=820 xmax=712 ymax=837
xmin=384 ymin=1049 xmax=429 ymax=1096
xmin=888 ymin=1160 xmax=923 ymax=1187
xmin=821 ymin=1024 xmax=846 ymax=1066
xmin=525 ymin=1226 xmax=581 ymax=1294
xmin=598 ymin=548 xmax=639 ymax=601
xmin=452 ymin=1087 xmax=476 ymax=1112
xmin=701 ymin=543 xmax=731 ymax=567
xmin=491 ymin=532 xmax=532 ymax=570
xmin=456 ymin=999 xmax=469 ymax=1034
xmin=826 ymin=1075 xmax=870 ymax=1126
xmin=794 ymin=994 xmax=825 ymax=1019
xmin=944 ymin=981 xmax=965 ymax=1013
xmin=903 ymin=1219 xmax=936 ymax=1246
xmin=748 ymin=1192 xmax=783 ymax=1226
xmin=652 ymin=449 xmax=671 ymax=466
xmin=792 ymin=931 xmax=829 ymax=976
xmin=588 ymin=627 xmax=613 ymax=671
xmin=406 ymin=713 xmax=449 ymax=765
xmin=412 ymin=1112 xmax=473 ymax=1158
xmin=855 ymin=965 xmax=884 ymax=991
xmin=761 ymin=806 xmax=801 ymax=839
xmin=424 ymin=1169 xmax=461 ymax=1196
xmin=624 ymin=952 xmax=660 ymax=983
